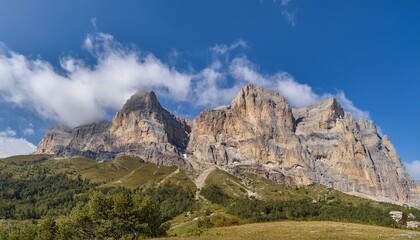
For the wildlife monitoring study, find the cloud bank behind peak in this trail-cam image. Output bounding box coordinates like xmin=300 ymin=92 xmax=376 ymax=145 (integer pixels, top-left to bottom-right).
xmin=0 ymin=33 xmax=369 ymax=128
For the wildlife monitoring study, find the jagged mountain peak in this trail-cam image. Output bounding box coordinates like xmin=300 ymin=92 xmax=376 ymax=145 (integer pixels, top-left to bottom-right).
xmin=321 ymin=97 xmax=345 ymax=118
xmin=232 ymin=84 xmax=289 ymax=107
xmin=119 ymin=90 xmax=161 ymax=114
xmin=46 ymin=124 xmax=72 ymax=134
xmin=295 ymin=96 xmax=344 ymax=119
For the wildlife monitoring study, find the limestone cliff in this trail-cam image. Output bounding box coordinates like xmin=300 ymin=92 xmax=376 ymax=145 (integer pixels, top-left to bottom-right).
xmin=36 ymin=91 xmax=191 ymax=167
xmin=187 ymin=85 xmax=308 ymax=184
xmin=187 ymin=85 xmax=418 ymax=205
xmin=37 ymin=124 xmax=72 ymax=154
xmin=111 ymin=91 xmax=189 ymax=149
xmin=293 ymin=98 xmax=413 ymax=204
xmin=36 ymin=85 xmax=419 ymax=207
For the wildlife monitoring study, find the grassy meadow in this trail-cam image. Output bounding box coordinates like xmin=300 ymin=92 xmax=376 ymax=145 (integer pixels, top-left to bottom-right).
xmin=161 ymin=221 xmax=420 ymax=240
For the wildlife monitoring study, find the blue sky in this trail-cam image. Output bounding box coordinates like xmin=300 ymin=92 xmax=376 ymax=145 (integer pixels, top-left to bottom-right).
xmin=0 ymin=1 xmax=419 ymax=177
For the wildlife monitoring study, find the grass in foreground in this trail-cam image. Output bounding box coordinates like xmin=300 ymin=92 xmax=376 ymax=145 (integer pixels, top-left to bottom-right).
xmin=159 ymin=221 xmax=420 ymax=240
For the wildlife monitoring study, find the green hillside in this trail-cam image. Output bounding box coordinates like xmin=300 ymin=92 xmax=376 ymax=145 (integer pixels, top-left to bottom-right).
xmin=81 ymin=156 xmax=195 ymax=190
xmin=1 ymin=154 xmax=420 ymax=239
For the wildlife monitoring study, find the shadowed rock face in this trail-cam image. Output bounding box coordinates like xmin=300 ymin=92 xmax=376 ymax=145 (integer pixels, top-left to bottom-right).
xmin=36 ymin=85 xmax=420 ymax=207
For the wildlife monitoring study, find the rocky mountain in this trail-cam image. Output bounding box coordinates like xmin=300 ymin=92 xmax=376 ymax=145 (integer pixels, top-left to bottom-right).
xmin=36 ymin=85 xmax=420 ymax=207
xmin=37 ymin=91 xmax=191 ymax=167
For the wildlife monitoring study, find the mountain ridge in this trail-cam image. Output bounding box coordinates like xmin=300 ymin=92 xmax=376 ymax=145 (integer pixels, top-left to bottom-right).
xmin=36 ymin=84 xmax=420 ymax=207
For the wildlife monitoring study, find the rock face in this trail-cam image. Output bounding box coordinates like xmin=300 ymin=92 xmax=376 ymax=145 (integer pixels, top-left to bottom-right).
xmin=111 ymin=91 xmax=189 ymax=149
xmin=187 ymin=85 xmax=308 ymax=184
xmin=37 ymin=85 xmax=420 ymax=207
xmin=187 ymin=85 xmax=418 ymax=205
xmin=292 ymin=99 xmax=413 ymax=204
xmin=37 ymin=125 xmax=72 ymax=154
xmin=36 ymin=91 xmax=191 ymax=167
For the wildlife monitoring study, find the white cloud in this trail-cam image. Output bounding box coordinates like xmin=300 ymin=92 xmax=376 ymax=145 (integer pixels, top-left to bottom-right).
xmin=0 ymin=33 xmax=370 ymax=129
xmin=23 ymin=128 xmax=35 ymax=136
xmin=0 ymin=33 xmax=193 ymax=127
xmin=229 ymin=57 xmax=270 ymax=86
xmin=227 ymin=56 xmax=370 ymax=118
xmin=0 ymin=136 xmax=36 ymax=158
xmin=0 ymin=129 xmax=36 ymax=158
xmin=275 ymin=77 xmax=322 ymax=107
xmin=192 ymin=61 xmax=231 ymax=106
xmin=405 ymin=160 xmax=420 ymax=181
xmin=229 ymin=56 xmax=321 ymax=107
xmin=335 ymin=91 xmax=370 ymax=119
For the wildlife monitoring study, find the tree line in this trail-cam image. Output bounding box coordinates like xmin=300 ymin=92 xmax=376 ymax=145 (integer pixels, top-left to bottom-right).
xmin=201 ymin=184 xmax=420 ymax=228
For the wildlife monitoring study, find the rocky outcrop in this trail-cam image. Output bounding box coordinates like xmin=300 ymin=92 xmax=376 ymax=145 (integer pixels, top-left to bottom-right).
xmin=110 ymin=91 xmax=189 ymax=149
xmin=36 ymin=85 xmax=419 ymax=207
xmin=36 ymin=91 xmax=191 ymax=167
xmin=37 ymin=125 xmax=72 ymax=154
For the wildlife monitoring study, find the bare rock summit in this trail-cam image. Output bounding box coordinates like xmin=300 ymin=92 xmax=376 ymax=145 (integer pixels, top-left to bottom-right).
xmin=37 ymin=90 xmax=191 ymax=167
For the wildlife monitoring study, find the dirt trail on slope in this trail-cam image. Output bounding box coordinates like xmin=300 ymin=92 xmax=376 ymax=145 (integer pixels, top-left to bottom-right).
xmin=158 ymin=167 xmax=180 ymax=185
xmin=194 ymin=166 xmax=217 ymax=190
xmin=113 ymin=166 xmax=143 ymax=184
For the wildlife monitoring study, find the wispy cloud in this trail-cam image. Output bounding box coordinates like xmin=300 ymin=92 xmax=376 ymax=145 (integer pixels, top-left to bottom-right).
xmin=0 ymin=33 xmax=369 ymax=128
xmin=272 ymin=0 xmax=291 ymax=6
xmin=0 ymin=128 xmax=36 ymax=158
xmin=23 ymin=128 xmax=35 ymax=136
xmin=335 ymin=91 xmax=370 ymax=119
xmin=376 ymin=125 xmax=384 ymax=137
xmin=91 ymin=18 xmax=98 ymax=30
xmin=281 ymin=10 xmax=296 ymax=27
xmin=280 ymin=0 xmax=291 ymax=6
xmin=272 ymin=0 xmax=297 ymax=27
xmin=210 ymin=39 xmax=247 ymax=55
xmin=0 ymin=128 xmax=16 ymax=137
xmin=405 ymin=160 xmax=420 ymax=181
